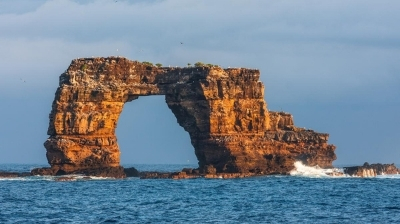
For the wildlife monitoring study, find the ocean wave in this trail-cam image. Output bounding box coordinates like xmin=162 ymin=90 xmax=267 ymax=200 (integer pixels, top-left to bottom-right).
xmin=289 ymin=161 xmax=348 ymax=178
xmin=0 ymin=174 xmax=116 ymax=182
xmin=375 ymin=174 xmax=400 ymax=179
xmin=51 ymin=175 xmax=117 ymax=181
xmin=290 ymin=161 xmax=400 ymax=179
xmin=0 ymin=177 xmax=25 ymax=181
xmin=0 ymin=176 xmax=54 ymax=181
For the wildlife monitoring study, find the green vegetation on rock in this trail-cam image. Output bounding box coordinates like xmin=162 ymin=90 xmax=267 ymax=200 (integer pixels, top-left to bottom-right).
xmin=80 ymin=64 xmax=87 ymax=71
xmin=142 ymin=61 xmax=154 ymax=66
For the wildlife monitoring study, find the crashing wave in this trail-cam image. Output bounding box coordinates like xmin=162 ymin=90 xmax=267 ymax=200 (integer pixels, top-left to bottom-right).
xmin=290 ymin=161 xmax=400 ymax=178
xmin=290 ymin=161 xmax=346 ymax=178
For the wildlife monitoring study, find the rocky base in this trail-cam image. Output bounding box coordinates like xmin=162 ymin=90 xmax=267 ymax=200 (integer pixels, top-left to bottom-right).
xmin=0 ymin=166 xmax=136 ymax=179
xmin=0 ymin=166 xmax=278 ymax=179
xmin=1 ymin=163 xmax=399 ymax=179
xmin=30 ymin=166 xmax=132 ymax=178
xmin=139 ymin=169 xmax=266 ymax=179
xmin=0 ymin=171 xmax=32 ymax=178
xmin=343 ymin=163 xmax=399 ymax=177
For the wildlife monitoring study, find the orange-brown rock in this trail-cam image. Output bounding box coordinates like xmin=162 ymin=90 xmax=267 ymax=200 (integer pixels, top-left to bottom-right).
xmin=344 ymin=163 xmax=400 ymax=177
xmin=44 ymin=57 xmax=336 ymax=177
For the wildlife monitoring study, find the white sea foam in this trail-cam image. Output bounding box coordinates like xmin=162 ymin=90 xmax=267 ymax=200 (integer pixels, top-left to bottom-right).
xmin=0 ymin=177 xmax=24 ymax=181
xmin=52 ymin=175 xmax=115 ymax=181
xmin=0 ymin=176 xmax=54 ymax=181
xmin=290 ymin=161 xmax=400 ymax=179
xmin=289 ymin=161 xmax=347 ymax=178
xmin=77 ymin=176 xmax=115 ymax=180
xmin=0 ymin=174 xmax=114 ymax=182
xmin=376 ymin=174 xmax=400 ymax=179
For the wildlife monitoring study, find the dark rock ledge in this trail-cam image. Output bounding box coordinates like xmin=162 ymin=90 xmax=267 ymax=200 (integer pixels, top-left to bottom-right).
xmin=1 ymin=162 xmax=398 ymax=180
xmin=343 ymin=163 xmax=399 ymax=177
xmin=0 ymin=166 xmax=277 ymax=180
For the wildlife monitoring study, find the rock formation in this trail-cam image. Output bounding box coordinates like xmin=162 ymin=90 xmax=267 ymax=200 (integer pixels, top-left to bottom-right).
xmin=42 ymin=57 xmax=336 ymax=177
xmin=0 ymin=171 xmax=31 ymax=178
xmin=344 ymin=163 xmax=400 ymax=177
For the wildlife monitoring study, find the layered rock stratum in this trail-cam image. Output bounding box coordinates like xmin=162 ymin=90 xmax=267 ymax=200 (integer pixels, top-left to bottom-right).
xmin=40 ymin=57 xmax=336 ymax=177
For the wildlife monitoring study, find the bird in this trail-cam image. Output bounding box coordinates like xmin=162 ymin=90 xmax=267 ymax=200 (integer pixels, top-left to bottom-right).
xmin=180 ymin=42 xmax=183 ymax=44
xmin=20 ymin=77 xmax=26 ymax=83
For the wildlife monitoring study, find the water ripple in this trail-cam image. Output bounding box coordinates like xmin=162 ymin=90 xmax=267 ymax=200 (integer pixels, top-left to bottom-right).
xmin=1 ymin=165 xmax=400 ymax=223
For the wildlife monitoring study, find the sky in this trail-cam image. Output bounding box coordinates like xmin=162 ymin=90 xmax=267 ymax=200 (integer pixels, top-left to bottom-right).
xmin=0 ymin=0 xmax=399 ymax=166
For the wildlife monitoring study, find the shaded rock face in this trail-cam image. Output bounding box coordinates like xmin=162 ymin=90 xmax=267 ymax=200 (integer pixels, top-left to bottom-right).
xmin=44 ymin=57 xmax=336 ymax=177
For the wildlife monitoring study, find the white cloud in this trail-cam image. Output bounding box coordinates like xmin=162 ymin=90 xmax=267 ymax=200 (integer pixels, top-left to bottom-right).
xmin=0 ymin=0 xmax=399 ymax=164
xmin=0 ymin=38 xmax=132 ymax=97
xmin=0 ymin=0 xmax=399 ymax=102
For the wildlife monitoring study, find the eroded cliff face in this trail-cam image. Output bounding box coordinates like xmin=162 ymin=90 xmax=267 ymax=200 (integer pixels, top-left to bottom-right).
xmin=44 ymin=57 xmax=336 ymax=177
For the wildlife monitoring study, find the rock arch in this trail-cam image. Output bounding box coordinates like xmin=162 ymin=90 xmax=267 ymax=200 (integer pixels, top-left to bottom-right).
xmin=44 ymin=57 xmax=336 ymax=177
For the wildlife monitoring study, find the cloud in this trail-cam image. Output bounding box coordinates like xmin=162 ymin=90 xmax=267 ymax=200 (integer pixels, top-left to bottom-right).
xmin=0 ymin=38 xmax=133 ymax=97
xmin=2 ymin=0 xmax=400 ymax=45
xmin=0 ymin=0 xmax=399 ymax=164
xmin=0 ymin=0 xmax=47 ymax=15
xmin=1 ymin=0 xmax=399 ymax=102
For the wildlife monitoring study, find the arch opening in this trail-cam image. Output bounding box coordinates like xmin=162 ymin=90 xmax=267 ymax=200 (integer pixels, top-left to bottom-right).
xmin=117 ymin=95 xmax=197 ymax=166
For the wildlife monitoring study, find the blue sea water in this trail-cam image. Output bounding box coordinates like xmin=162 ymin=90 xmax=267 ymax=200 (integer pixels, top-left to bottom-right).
xmin=1 ymin=164 xmax=400 ymax=223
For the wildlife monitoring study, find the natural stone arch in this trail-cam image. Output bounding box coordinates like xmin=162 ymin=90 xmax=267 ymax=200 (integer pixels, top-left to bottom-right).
xmin=44 ymin=57 xmax=336 ymax=177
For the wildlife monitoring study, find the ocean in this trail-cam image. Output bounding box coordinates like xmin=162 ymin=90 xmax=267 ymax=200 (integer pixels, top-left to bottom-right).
xmin=1 ymin=163 xmax=399 ymax=223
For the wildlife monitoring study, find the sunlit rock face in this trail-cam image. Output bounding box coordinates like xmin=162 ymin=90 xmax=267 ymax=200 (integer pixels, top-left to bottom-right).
xmin=44 ymin=57 xmax=336 ymax=177
xmin=344 ymin=163 xmax=400 ymax=177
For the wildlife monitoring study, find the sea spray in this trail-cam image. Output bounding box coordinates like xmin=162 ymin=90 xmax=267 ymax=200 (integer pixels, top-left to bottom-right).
xmin=289 ymin=161 xmax=346 ymax=178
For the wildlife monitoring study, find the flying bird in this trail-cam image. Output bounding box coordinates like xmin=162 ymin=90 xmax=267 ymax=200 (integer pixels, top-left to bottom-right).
xmin=180 ymin=42 xmax=183 ymax=44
